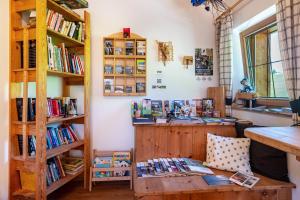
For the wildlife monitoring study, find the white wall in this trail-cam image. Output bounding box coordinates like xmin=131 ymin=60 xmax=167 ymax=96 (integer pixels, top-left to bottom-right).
xmin=0 ymin=0 xmax=10 ymax=198
xmin=231 ymin=1 xmax=300 ymax=199
xmin=89 ymin=0 xmax=217 ymax=150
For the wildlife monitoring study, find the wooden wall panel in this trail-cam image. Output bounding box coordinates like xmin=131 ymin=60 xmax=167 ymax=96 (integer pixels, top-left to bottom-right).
xmin=153 ymin=127 xmax=168 ymax=158
xmin=135 ymin=125 xmax=236 ymax=162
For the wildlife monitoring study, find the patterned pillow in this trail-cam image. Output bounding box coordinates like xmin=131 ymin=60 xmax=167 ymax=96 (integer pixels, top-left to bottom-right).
xmin=206 ymin=133 xmax=253 ymax=175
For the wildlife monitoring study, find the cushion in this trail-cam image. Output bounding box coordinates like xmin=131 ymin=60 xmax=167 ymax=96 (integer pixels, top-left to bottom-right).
xmin=235 ymin=122 xmax=290 ymax=182
xmin=206 ymin=133 xmax=253 ymax=175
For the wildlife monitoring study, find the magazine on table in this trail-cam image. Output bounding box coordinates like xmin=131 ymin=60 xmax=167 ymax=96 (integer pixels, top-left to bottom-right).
xmin=229 ymin=171 xmax=260 ymax=188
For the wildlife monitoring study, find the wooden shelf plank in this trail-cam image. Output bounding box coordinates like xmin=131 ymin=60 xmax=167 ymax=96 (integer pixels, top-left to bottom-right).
xmin=14 ymin=27 xmax=36 ymax=42
xmin=12 ymin=115 xmax=85 ymax=125
xmin=47 ymin=0 xmax=84 ymax=22
xmin=47 ymin=168 xmax=84 ymax=195
xmin=12 ymin=141 xmax=84 ymax=161
xmin=91 ymin=176 xmax=131 ymax=182
xmin=47 ymin=114 xmax=85 ymax=124
xmin=245 ymin=127 xmax=300 ymax=157
xmin=46 ymin=140 xmax=84 ymax=159
xmin=47 ymin=28 xmax=84 ymax=47
xmin=13 ymin=190 xmax=35 ymax=199
xmin=47 ymin=70 xmax=85 ymax=78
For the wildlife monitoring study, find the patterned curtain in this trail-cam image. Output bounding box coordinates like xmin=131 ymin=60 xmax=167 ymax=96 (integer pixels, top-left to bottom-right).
xmin=277 ymin=0 xmax=300 ymax=100
xmin=216 ymin=15 xmax=233 ymax=101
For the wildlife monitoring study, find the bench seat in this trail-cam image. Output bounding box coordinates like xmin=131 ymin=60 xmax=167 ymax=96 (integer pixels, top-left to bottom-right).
xmin=134 ymin=168 xmax=295 ymax=200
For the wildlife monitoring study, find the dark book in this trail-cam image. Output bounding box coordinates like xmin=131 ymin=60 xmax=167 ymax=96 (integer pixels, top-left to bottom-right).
xmin=202 ymin=175 xmax=233 ymax=186
xmin=17 ymin=135 xmax=36 ymax=156
xmin=16 ymin=98 xmax=36 ymax=121
xmin=136 ymin=82 xmax=145 ymax=93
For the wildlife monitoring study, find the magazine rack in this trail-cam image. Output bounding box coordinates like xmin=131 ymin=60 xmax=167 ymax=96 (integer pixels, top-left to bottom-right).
xmin=89 ymin=149 xmax=133 ymax=191
xmin=103 ymin=32 xmax=147 ymax=96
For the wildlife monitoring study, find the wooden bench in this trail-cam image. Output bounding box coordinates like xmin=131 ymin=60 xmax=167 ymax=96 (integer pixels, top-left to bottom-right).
xmin=133 ymin=123 xmax=296 ymax=200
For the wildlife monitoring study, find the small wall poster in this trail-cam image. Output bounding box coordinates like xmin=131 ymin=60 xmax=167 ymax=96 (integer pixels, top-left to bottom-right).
xmin=195 ymin=48 xmax=213 ymax=76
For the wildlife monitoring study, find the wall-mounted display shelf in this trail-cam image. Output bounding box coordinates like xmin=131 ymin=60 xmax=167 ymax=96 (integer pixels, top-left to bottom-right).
xmin=103 ymin=32 xmax=147 ymax=96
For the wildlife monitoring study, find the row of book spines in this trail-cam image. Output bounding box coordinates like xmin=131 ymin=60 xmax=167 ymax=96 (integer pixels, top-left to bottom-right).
xmin=46 ymin=9 xmax=85 ymax=42
xmin=46 ymin=125 xmax=80 ymax=150
xmin=47 ymin=36 xmax=84 ymax=74
xmin=46 ymin=156 xmax=66 ymax=186
xmin=47 ymin=98 xmax=77 ymax=118
xmin=16 ymin=124 xmax=80 ymax=155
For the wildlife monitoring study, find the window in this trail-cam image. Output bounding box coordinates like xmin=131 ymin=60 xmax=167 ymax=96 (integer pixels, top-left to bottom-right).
xmin=240 ymin=15 xmax=288 ymax=98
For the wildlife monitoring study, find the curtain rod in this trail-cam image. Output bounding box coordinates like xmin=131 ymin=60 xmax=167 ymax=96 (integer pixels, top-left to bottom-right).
xmin=215 ymin=0 xmax=245 ymax=21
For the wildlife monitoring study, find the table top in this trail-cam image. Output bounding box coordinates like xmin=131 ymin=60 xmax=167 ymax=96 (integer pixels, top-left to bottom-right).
xmin=134 ymin=168 xmax=295 ymax=197
xmin=245 ymin=127 xmax=300 ymax=157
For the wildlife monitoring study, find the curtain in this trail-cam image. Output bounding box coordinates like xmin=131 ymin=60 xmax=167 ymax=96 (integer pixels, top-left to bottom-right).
xmin=216 ymin=15 xmax=233 ymax=101
xmin=277 ymin=0 xmax=300 ymax=100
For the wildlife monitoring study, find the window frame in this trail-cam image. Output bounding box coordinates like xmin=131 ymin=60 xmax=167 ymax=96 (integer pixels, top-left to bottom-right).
xmin=240 ymin=14 xmax=289 ymax=106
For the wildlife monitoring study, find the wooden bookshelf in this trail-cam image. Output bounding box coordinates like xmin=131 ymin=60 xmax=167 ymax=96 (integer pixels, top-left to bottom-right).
xmin=103 ymin=32 xmax=147 ymax=96
xmin=9 ymin=0 xmax=90 ymax=199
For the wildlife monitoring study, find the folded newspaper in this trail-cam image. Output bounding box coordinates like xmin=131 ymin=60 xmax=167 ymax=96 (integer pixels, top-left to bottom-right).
xmin=136 ymin=158 xmax=214 ymax=178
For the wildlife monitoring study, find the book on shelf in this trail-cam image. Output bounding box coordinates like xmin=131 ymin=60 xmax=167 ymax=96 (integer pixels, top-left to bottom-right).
xmin=136 ymin=59 xmax=146 ymax=74
xmin=229 ymin=171 xmax=260 ymax=188
xmin=125 ymin=86 xmax=133 ymax=93
xmin=53 ymin=0 xmax=89 ymax=9
xmin=203 ymin=175 xmax=233 ymax=186
xmin=202 ymin=98 xmax=214 ymax=117
xmin=136 ymin=40 xmax=146 ymax=56
xmin=46 ymin=124 xmax=81 ymax=150
xmin=47 ymin=36 xmax=85 ymax=74
xmin=16 ymin=98 xmax=36 ymax=122
xmin=46 ymin=156 xmax=66 ymax=187
xmin=115 ymin=47 xmax=123 ymax=55
xmin=61 ymin=157 xmax=84 ymax=175
xmin=21 ymin=40 xmax=36 ymax=68
xmin=125 ymin=66 xmax=134 ymax=75
xmin=115 ymin=85 xmax=124 ymax=94
xmin=136 ymin=158 xmax=213 ymax=178
xmin=136 ymin=82 xmax=145 ymax=93
xmin=46 ymin=9 xmax=85 ymax=42
xmin=47 ymin=97 xmax=78 ymax=118
xmin=112 ymin=152 xmax=131 ymax=177
xmin=115 ymin=65 xmax=124 ymax=74
xmin=94 ymin=156 xmax=113 ymax=177
xmin=104 ymin=78 xmax=114 ymax=93
xmin=125 ymin=41 xmax=134 ymax=55
xmin=104 ymin=65 xmax=113 ymax=74
xmin=104 ymin=40 xmax=114 ymax=55
xmin=17 ymin=135 xmax=36 ymax=157
xmin=142 ymin=99 xmax=152 ymax=117
xmin=151 ymin=100 xmax=163 ymax=117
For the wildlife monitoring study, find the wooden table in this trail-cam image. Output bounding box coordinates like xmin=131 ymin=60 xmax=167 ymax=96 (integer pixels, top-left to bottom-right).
xmin=245 ymin=127 xmax=300 ymax=160
xmin=134 ymin=168 xmax=295 ymax=200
